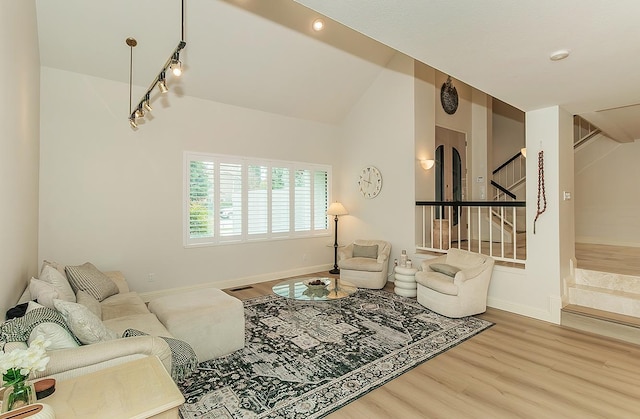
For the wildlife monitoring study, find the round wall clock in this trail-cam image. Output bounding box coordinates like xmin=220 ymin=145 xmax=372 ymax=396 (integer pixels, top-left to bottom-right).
xmin=358 ymin=166 xmax=382 ymax=199
xmin=440 ymin=76 xmax=458 ymax=115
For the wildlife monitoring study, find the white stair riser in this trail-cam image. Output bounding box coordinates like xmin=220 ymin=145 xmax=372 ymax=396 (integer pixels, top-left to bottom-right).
xmin=574 ymin=269 xmax=640 ymax=294
xmin=568 ymin=287 xmax=640 ymax=318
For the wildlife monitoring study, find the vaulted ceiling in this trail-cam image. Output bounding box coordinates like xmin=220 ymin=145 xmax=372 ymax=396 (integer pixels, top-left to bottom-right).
xmin=36 ymin=0 xmax=640 ymax=139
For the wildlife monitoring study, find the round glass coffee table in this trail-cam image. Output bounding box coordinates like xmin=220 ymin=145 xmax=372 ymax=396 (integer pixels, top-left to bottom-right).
xmin=272 ymin=277 xmax=357 ymax=301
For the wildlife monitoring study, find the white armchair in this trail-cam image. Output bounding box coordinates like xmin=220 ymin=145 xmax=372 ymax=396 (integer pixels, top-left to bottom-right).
xmin=338 ymin=240 xmax=392 ymax=289
xmin=415 ymin=248 xmax=494 ymax=318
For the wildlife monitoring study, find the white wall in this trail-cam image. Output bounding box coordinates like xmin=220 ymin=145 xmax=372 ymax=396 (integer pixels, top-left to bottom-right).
xmin=496 ymin=106 xmax=572 ymax=323
xmin=336 ymin=53 xmax=416 ymax=271
xmin=492 ymin=99 xmax=525 ymax=170
xmin=575 ymin=135 xmax=640 ymax=246
xmin=39 ymin=68 xmax=340 ymax=293
xmin=0 ymin=1 xmax=40 ymax=315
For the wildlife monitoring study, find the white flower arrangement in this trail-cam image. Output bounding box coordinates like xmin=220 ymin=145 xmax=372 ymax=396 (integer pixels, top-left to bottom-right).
xmin=0 ymin=336 xmax=51 ymax=386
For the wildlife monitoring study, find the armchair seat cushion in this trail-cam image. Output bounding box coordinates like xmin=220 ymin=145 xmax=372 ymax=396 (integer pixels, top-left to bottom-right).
xmin=339 ymin=257 xmax=384 ymax=272
xmin=416 ymin=273 xmax=459 ymax=296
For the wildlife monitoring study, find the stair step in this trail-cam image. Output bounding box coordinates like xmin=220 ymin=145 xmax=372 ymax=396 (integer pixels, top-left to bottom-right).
xmin=561 ymin=304 xmax=640 ymax=345
xmin=562 ymin=304 xmax=640 ymax=328
xmin=575 ymin=268 xmax=640 ymax=294
xmin=568 ymin=284 xmax=640 ymax=317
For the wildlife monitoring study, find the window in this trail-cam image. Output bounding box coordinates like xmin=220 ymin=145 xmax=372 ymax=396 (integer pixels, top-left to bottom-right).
xmin=185 ymin=152 xmax=331 ymax=247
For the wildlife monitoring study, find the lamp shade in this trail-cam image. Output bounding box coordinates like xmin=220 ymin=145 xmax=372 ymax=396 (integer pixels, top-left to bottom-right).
xmin=327 ymin=202 xmax=348 ymax=216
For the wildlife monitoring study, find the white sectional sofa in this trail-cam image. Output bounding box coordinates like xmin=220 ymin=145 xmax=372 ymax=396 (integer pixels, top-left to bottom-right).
xmin=1 ymin=261 xmax=244 ymax=382
xmin=2 ymin=268 xmax=174 ymax=381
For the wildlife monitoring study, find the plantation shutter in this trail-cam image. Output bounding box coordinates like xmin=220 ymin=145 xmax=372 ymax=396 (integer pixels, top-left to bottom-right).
xmin=248 ymin=165 xmax=268 ymax=236
xmin=189 ymin=159 xmax=215 ymax=239
xmin=294 ymin=169 xmax=311 ymax=232
xmin=271 ymin=167 xmax=290 ymax=234
xmin=314 ymin=170 xmax=329 ymax=231
xmin=219 ymin=162 xmax=242 ymax=238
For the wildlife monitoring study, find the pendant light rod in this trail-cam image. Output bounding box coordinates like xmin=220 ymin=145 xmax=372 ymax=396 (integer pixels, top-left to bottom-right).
xmin=126 ymin=37 xmax=137 ymax=116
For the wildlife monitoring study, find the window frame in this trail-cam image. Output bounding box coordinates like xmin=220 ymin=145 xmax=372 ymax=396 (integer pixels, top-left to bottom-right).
xmin=184 ymin=151 xmax=332 ymax=248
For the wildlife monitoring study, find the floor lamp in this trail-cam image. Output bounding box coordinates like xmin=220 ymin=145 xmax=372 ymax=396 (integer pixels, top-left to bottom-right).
xmin=327 ymin=202 xmax=348 ymax=274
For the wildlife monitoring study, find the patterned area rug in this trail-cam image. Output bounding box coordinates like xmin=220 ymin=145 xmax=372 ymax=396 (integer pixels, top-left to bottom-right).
xmin=178 ymin=289 xmax=492 ymax=418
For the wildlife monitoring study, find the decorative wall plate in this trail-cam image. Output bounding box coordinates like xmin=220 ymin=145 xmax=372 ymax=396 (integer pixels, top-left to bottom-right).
xmin=440 ymin=76 xmax=458 ymax=115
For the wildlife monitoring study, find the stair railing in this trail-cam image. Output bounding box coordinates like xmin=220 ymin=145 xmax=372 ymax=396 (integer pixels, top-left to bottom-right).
xmin=492 ymin=151 xmax=526 ymax=199
xmin=574 ymin=115 xmax=602 ymax=149
xmin=416 ymin=201 xmax=526 ymax=265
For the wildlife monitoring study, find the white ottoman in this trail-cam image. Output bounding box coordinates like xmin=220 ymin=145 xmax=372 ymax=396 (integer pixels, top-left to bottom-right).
xmin=394 ymin=266 xmax=418 ymax=297
xmin=148 ymin=288 xmax=245 ymax=362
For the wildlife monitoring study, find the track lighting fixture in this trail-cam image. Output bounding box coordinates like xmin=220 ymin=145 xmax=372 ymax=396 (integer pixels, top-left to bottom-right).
xmin=158 ymin=71 xmax=169 ymax=93
xmin=170 ymin=52 xmax=183 ymax=77
xmin=143 ymin=94 xmax=153 ymax=112
xmin=126 ymin=0 xmax=186 ymax=129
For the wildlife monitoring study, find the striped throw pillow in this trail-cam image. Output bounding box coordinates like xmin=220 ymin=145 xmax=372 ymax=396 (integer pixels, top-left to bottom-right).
xmin=65 ymin=262 xmax=119 ymax=302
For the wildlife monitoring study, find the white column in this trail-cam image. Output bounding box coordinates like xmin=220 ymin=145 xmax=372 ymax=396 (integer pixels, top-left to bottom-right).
xmin=524 ymin=106 xmax=575 ymax=323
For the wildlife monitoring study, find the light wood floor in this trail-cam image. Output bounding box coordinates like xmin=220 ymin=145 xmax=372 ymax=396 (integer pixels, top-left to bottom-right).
xmin=226 ymin=272 xmax=640 ymax=419
xmin=575 ymin=242 xmax=640 ymax=276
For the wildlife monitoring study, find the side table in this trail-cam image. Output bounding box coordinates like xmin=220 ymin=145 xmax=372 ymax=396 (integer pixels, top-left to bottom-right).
xmin=394 ymin=266 xmax=418 ymax=297
xmin=42 ymin=356 xmax=184 ymax=418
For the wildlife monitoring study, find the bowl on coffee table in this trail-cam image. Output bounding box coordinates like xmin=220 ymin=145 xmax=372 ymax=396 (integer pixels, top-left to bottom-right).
xmin=303 ymin=278 xmax=330 ymax=290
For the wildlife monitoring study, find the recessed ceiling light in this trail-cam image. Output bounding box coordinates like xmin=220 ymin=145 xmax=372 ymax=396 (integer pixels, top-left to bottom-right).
xmin=312 ymin=18 xmax=325 ymax=32
xmin=549 ymin=49 xmax=570 ymax=61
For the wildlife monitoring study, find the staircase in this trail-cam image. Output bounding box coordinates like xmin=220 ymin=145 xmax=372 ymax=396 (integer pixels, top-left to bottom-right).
xmin=562 ymin=268 xmax=640 ymax=344
xmin=560 ymin=119 xmax=640 ymax=344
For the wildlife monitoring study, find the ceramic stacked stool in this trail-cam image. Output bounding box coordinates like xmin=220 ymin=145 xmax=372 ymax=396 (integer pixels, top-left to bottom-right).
xmin=394 ymin=266 xmax=418 ymax=297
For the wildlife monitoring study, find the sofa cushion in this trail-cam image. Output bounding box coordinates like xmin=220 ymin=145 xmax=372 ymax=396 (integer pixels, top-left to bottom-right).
xmin=100 ymin=292 xmax=150 ymax=321
xmin=0 ymin=302 xmax=81 ymax=347
xmin=76 ymin=290 xmax=102 ymax=319
xmin=103 ymin=313 xmax=173 ymax=338
xmin=65 ymin=263 xmax=119 ymax=302
xmin=53 ymin=299 xmax=118 ymax=344
xmin=352 ymin=244 xmax=378 ymax=259
xmin=29 ymin=278 xmax=59 ymax=309
xmin=26 ymin=301 xmax=80 ymax=350
xmin=40 ymin=264 xmax=76 ymax=302
xmin=339 ymin=257 xmax=383 ymax=272
xmin=40 ymin=260 xmax=68 ymax=281
xmin=416 ymin=272 xmax=459 ymax=296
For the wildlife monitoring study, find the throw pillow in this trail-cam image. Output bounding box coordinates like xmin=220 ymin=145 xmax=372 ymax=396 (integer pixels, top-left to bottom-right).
xmin=40 ymin=260 xmax=68 ymax=280
xmin=5 ymin=302 xmax=29 ymax=320
xmin=40 ymin=264 xmax=76 ymax=302
xmin=53 ymin=299 xmax=118 ymax=344
xmin=430 ymin=263 xmax=461 ymax=277
xmin=26 ymin=301 xmax=80 ymax=350
xmin=65 ymin=262 xmax=119 ymax=302
xmin=352 ymin=244 xmax=379 ymax=259
xmin=29 ymin=278 xmax=59 ymax=309
xmin=76 ymin=290 xmax=102 ymax=319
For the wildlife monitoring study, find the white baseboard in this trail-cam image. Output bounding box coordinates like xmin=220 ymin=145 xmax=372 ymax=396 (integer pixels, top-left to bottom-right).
xmin=139 ymin=263 xmax=333 ymax=302
xmin=487 ymin=294 xmax=561 ymax=324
